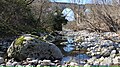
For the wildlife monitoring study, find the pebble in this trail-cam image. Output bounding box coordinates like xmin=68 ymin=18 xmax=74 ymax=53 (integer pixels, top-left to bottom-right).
xmin=12 ymin=62 xmax=18 ymax=66
xmin=110 ymin=54 xmax=116 ymax=58
xmin=6 ymin=61 xmax=13 ymax=66
xmin=1 ymin=31 xmax=120 ymax=66
xmin=26 ymin=58 xmax=32 ymax=62
xmin=112 ymin=56 xmax=120 ymax=64
xmin=111 ymin=50 xmax=116 ymax=54
xmin=69 ymin=62 xmax=78 ymax=66
xmin=28 ymin=59 xmax=38 ymax=64
xmin=38 ymin=60 xmax=42 ymax=64
xmin=84 ymin=64 xmax=91 ymax=67
xmin=87 ymin=57 xmax=96 ymax=64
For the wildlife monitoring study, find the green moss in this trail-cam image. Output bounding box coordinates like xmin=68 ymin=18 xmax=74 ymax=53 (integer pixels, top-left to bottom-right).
xmin=15 ymin=36 xmax=25 ymax=45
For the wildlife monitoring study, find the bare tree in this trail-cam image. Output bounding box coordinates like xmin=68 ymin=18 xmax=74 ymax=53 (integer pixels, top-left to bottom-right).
xmin=76 ymin=0 xmax=120 ymax=32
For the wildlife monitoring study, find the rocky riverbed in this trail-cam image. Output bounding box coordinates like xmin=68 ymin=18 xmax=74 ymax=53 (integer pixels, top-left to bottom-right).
xmin=60 ymin=30 xmax=120 ymax=66
xmin=0 ymin=30 xmax=120 ymax=66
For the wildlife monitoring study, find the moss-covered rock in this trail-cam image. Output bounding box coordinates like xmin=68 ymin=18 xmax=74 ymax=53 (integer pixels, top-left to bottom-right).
xmin=7 ymin=34 xmax=63 ymax=61
xmin=14 ymin=36 xmax=25 ymax=45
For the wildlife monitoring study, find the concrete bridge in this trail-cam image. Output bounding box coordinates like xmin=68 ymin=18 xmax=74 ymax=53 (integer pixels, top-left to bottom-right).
xmin=50 ymin=2 xmax=93 ymax=23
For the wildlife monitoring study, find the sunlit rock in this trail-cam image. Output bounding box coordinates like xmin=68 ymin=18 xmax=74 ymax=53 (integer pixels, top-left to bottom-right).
xmin=7 ymin=34 xmax=63 ymax=61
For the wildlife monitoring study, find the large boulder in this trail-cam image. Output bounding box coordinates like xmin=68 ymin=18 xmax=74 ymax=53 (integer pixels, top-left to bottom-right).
xmin=7 ymin=34 xmax=63 ymax=61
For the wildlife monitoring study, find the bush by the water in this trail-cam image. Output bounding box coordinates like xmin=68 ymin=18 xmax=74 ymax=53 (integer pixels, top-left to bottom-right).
xmin=0 ymin=0 xmax=67 ymax=38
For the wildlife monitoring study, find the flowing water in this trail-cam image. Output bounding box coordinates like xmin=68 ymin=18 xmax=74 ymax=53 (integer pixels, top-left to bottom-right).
xmin=56 ymin=36 xmax=91 ymax=65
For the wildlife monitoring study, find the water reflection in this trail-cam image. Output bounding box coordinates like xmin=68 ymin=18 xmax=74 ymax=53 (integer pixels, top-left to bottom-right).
xmin=63 ymin=44 xmax=74 ymax=52
xmin=63 ymin=36 xmax=75 ymax=52
xmin=60 ymin=36 xmax=90 ymax=65
xmin=61 ymin=54 xmax=91 ymax=65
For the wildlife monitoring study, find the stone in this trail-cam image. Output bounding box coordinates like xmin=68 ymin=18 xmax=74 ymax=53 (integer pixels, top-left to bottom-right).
xmin=7 ymin=34 xmax=63 ymax=61
xmin=85 ymin=36 xmax=97 ymax=42
xmin=40 ymin=60 xmax=51 ymax=65
xmin=87 ymin=57 xmax=96 ymax=64
xmin=6 ymin=61 xmax=13 ymax=66
xmin=69 ymin=62 xmax=78 ymax=66
xmin=53 ymin=60 xmax=60 ymax=63
xmin=42 ymin=60 xmax=51 ymax=63
xmin=0 ymin=57 xmax=4 ymax=64
xmin=28 ymin=59 xmax=38 ymax=64
xmin=112 ymin=56 xmax=120 ymax=64
xmin=50 ymin=63 xmax=56 ymax=66
xmin=101 ymin=49 xmax=110 ymax=57
xmin=111 ymin=50 xmax=116 ymax=54
xmin=101 ymin=40 xmax=113 ymax=47
xmin=110 ymin=54 xmax=116 ymax=58
xmin=84 ymin=64 xmax=91 ymax=67
xmin=100 ymin=57 xmax=112 ymax=65
xmin=93 ymin=60 xmax=99 ymax=65
xmin=118 ymin=44 xmax=120 ymax=47
xmin=26 ymin=58 xmax=32 ymax=62
xmin=99 ymin=57 xmax=104 ymax=62
xmin=38 ymin=60 xmax=42 ymax=64
xmin=12 ymin=62 xmax=18 ymax=66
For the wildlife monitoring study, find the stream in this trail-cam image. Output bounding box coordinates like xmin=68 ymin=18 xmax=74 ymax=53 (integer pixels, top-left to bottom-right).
xmin=56 ymin=36 xmax=91 ymax=65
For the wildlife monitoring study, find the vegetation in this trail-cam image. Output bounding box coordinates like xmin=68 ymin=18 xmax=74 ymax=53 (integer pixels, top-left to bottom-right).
xmin=0 ymin=0 xmax=67 ymax=38
xmin=63 ymin=0 xmax=120 ymax=32
xmin=0 ymin=0 xmax=36 ymax=38
xmin=15 ymin=36 xmax=25 ymax=45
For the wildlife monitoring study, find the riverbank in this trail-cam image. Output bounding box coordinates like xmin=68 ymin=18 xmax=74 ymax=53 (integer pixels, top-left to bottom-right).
xmin=0 ymin=30 xmax=120 ymax=66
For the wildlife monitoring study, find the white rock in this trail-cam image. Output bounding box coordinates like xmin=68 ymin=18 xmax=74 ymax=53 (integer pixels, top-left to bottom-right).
xmin=101 ymin=40 xmax=113 ymax=46
xmin=42 ymin=60 xmax=51 ymax=63
xmin=84 ymin=64 xmax=91 ymax=67
xmin=69 ymin=62 xmax=78 ymax=66
xmin=42 ymin=60 xmax=51 ymax=65
xmin=93 ymin=60 xmax=99 ymax=65
xmin=111 ymin=50 xmax=116 ymax=54
xmin=0 ymin=57 xmax=4 ymax=64
xmin=81 ymin=42 xmax=91 ymax=47
xmin=101 ymin=57 xmax=112 ymax=65
xmin=12 ymin=62 xmax=18 ymax=66
xmin=118 ymin=44 xmax=120 ymax=47
xmin=108 ymin=46 xmax=114 ymax=50
xmin=87 ymin=57 xmax=96 ymax=64
xmin=24 ymin=35 xmax=34 ymax=40
xmin=112 ymin=56 xmax=120 ymax=64
xmin=28 ymin=59 xmax=38 ymax=64
xmin=99 ymin=57 xmax=104 ymax=62
xmin=96 ymin=52 xmax=101 ymax=55
xmin=26 ymin=58 xmax=32 ymax=62
xmin=87 ymin=36 xmax=97 ymax=42
xmin=38 ymin=60 xmax=42 ymax=64
xmin=91 ymin=52 xmax=96 ymax=56
xmin=110 ymin=54 xmax=116 ymax=58
xmin=0 ymin=64 xmax=5 ymax=67
xmin=50 ymin=63 xmax=56 ymax=65
xmin=6 ymin=61 xmax=13 ymax=66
